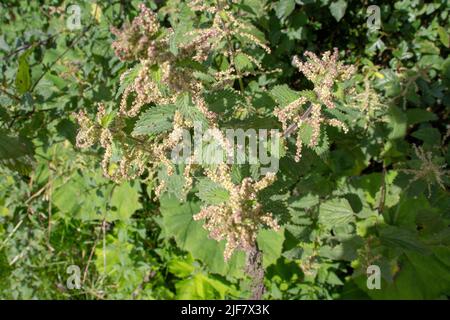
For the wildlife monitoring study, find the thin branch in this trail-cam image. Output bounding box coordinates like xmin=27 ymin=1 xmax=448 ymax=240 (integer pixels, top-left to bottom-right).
xmin=283 ymin=104 xmax=313 ymax=138
xmin=377 ymin=164 xmax=386 ymax=214
xmin=82 ymin=234 xmax=100 ymax=284
xmin=25 ymin=181 xmax=51 ymax=204
xmin=30 ymin=26 xmax=91 ymax=92
xmin=0 ymin=219 xmax=24 ymax=250
xmin=2 ymin=32 xmax=61 ymax=60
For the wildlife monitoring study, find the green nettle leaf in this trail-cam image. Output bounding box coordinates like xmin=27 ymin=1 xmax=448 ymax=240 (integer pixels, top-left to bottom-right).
xmin=15 ymin=49 xmax=32 ymax=94
xmin=197 ymin=179 xmax=230 ymax=205
xmin=175 ymin=273 xmax=232 ymax=299
xmin=375 ymin=69 xmax=401 ymax=97
xmin=386 ymin=106 xmax=407 ymax=140
xmin=45 ymin=73 xmax=67 ymax=90
xmin=297 ymin=122 xmax=330 ymax=156
xmin=159 ymin=195 xmax=246 ymax=277
xmin=2 ymin=0 xmax=450 ymax=301
xmin=411 ymin=127 xmax=441 ymax=146
xmin=169 ymin=32 xmax=179 ymax=56
xmin=275 ymin=0 xmax=296 ymax=21
xmin=234 ymin=20 xmax=268 ymax=45
xmin=379 ymin=226 xmax=431 ymax=255
xmin=312 ymin=130 xmax=329 ymax=156
xmin=158 ymin=165 xmax=188 ymax=201
xmin=169 ymin=21 xmax=194 ymax=56
xmin=149 ymin=64 xmax=163 ymax=83
xmin=354 ymin=248 xmax=450 ymax=299
xmin=393 ymin=41 xmax=413 ymax=61
xmin=319 ymin=237 xmax=364 ymax=261
xmin=234 ymin=53 xmax=254 ymax=72
xmin=116 ymin=64 xmax=141 ymax=98
xmin=193 ymin=71 xmax=216 ymax=84
xmin=298 ymin=123 xmax=313 ymax=143
xmin=132 ymin=104 xmax=176 ymax=136
xmin=0 ymin=132 xmax=35 ymax=175
xmin=100 ymin=112 xmax=116 ymax=129
xmin=168 ymin=257 xmax=195 ymax=278
xmin=319 ymin=198 xmax=356 ymax=227
xmin=329 ymin=0 xmax=347 ymax=22
xmin=257 ymin=228 xmax=285 ymax=268
xmin=56 ymin=119 xmax=78 ymax=144
xmin=176 ymin=92 xmax=208 ymax=126
xmin=204 ymin=88 xmax=244 ymax=113
xmin=299 ymin=90 xmax=317 ymax=102
xmin=270 ymin=85 xmax=301 ymax=107
xmin=52 ymin=171 xmax=110 ymax=221
xmin=176 ymin=58 xmax=208 ymax=73
xmin=437 ymin=26 xmax=449 ymax=48
xmin=367 ymin=38 xmax=387 ymax=54
xmin=406 ymin=108 xmax=438 ymax=125
xmin=109 ymin=182 xmax=141 ymax=222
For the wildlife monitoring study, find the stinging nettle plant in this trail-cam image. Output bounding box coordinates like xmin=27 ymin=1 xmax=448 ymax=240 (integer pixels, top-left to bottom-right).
xmin=1 ymin=0 xmax=448 ymax=301
xmin=74 ymin=1 xmax=374 ymax=297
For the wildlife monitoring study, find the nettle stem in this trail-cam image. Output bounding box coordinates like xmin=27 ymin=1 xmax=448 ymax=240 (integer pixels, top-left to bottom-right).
xmin=245 ymin=244 xmax=265 ymax=300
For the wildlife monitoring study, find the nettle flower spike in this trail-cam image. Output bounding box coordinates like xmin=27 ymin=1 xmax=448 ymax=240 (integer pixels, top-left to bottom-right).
xmin=193 ymin=164 xmax=279 ymax=261
xmin=275 ymin=49 xmax=355 ymax=162
xmin=74 ymin=105 xmax=148 ymax=183
xmin=111 ymin=4 xmax=161 ymax=61
xmin=293 ymin=48 xmax=355 ymax=109
xmin=114 ymin=5 xmax=217 ymax=118
xmin=185 ymin=0 xmax=272 ymax=83
xmin=401 ymin=145 xmax=449 ymax=196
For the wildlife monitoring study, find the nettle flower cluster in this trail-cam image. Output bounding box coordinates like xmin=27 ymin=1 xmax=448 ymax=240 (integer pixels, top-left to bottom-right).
xmin=74 ymin=104 xmax=148 ymax=182
xmin=401 ymin=144 xmax=449 ymax=196
xmin=194 ymin=164 xmax=279 ymax=261
xmin=74 ymin=3 xmax=359 ymax=261
xmin=113 ymin=4 xmax=206 ymax=117
xmin=274 ymin=49 xmax=355 ymax=161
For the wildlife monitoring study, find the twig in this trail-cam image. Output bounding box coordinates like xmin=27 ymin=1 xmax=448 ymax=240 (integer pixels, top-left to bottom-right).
xmin=102 ymin=219 xmax=107 ymax=274
xmin=25 ymin=181 xmax=51 ymax=204
xmin=47 ymin=158 xmax=55 ymax=251
xmin=82 ymin=234 xmax=100 ymax=284
xmin=6 ymin=25 xmax=93 ymax=130
xmin=30 ymin=26 xmax=91 ymax=92
xmin=377 ymin=164 xmax=386 ymax=214
xmin=283 ymin=104 xmax=313 ymax=138
xmin=2 ymin=32 xmax=61 ymax=60
xmin=0 ymin=219 xmax=24 ymax=250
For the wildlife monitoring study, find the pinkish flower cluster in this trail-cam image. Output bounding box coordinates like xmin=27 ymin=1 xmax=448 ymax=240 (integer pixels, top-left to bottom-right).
xmin=111 ymin=4 xmax=161 ymax=61
xmin=293 ymin=48 xmax=355 ymax=109
xmin=275 ymin=49 xmax=355 ymax=161
xmin=194 ymin=165 xmax=279 ymax=261
xmin=74 ymin=105 xmax=147 ymax=183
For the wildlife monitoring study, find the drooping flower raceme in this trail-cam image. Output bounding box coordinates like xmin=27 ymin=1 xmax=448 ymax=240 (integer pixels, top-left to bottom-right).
xmin=193 ymin=164 xmax=279 ymax=261
xmin=274 ymin=49 xmax=355 ymax=161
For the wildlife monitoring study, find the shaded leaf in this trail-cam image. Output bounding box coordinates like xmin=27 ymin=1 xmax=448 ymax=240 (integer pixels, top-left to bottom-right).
xmin=132 ymin=105 xmax=176 ymax=136
xmin=329 ymin=0 xmax=347 ymax=22
xmin=0 ymin=131 xmax=35 ymax=175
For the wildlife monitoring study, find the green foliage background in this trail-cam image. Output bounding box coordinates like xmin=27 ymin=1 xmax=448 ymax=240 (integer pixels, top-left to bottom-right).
xmin=0 ymin=0 xmax=449 ymax=299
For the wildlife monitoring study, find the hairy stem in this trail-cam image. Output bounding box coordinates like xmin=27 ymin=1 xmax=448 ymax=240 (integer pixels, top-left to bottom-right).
xmin=245 ymin=244 xmax=265 ymax=300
